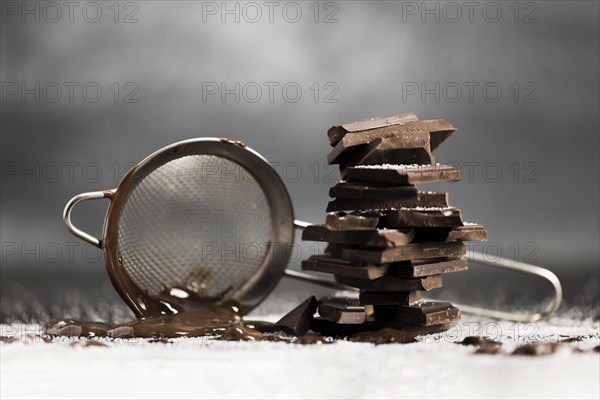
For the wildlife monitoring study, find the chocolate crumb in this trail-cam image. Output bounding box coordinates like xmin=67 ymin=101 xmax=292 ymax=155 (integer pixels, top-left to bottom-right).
xmin=148 ymin=338 xmax=173 ymax=344
xmin=259 ymin=335 xmax=289 ymax=343
xmin=558 ymin=336 xmax=588 ymax=343
xmin=0 ymin=336 xmax=18 ymax=344
xmin=512 ymin=343 xmax=568 ymax=356
xmin=293 ymin=335 xmax=331 ymax=345
xmin=475 ymin=345 xmax=503 ymax=355
xmin=460 ymin=336 xmax=502 ymax=347
xmin=1 ymin=334 xmax=51 ymax=344
xmin=70 ymin=340 xmax=108 ymax=348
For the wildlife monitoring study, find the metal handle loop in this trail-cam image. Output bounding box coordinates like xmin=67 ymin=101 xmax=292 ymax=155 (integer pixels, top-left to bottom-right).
xmin=288 ymin=220 xmax=562 ymax=322
xmin=450 ymin=252 xmax=562 ymax=322
xmin=63 ymin=190 xmax=113 ymax=249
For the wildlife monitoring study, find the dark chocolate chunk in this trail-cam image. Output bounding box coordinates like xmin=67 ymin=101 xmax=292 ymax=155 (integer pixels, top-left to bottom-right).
xmin=394 ymin=258 xmax=468 ymax=278
xmin=302 ymin=225 xmax=415 ymax=248
xmin=302 ymin=255 xmax=391 ymax=280
xmin=328 ymin=119 xmax=457 ymax=162
xmin=327 ymin=192 xmax=449 ymax=212
xmin=373 ymin=302 xmax=460 ymax=326
xmin=337 ymin=134 xmax=434 ymax=167
xmin=329 ymin=182 xmax=419 ymax=200
xmin=428 ymin=124 xmax=458 ymax=151
xmin=327 ymin=112 xmax=419 ymax=146
xmin=311 ymin=317 xmax=454 ymax=337
xmin=340 ymin=136 xmax=435 ymax=169
xmin=411 ymin=227 xmax=454 ymax=242
xmin=349 ymin=328 xmax=417 ymax=344
xmin=410 ymin=226 xmax=487 ymax=243
xmin=340 ymin=241 xmax=466 ymax=264
xmin=324 ymin=243 xmax=345 ymax=258
xmin=318 ymin=297 xmax=366 ymax=324
xmin=325 ymin=211 xmax=380 ymax=231
xmin=382 ymin=208 xmax=464 ymax=228
xmin=344 ymin=164 xmax=461 ymax=185
xmin=447 ymin=224 xmax=488 ymax=241
xmin=359 ymin=291 xmax=421 ymax=306
xmin=303 ymin=256 xmax=467 ymax=280
xmin=335 ymin=274 xmax=443 ymax=292
xmin=275 ymin=296 xmax=318 ymax=336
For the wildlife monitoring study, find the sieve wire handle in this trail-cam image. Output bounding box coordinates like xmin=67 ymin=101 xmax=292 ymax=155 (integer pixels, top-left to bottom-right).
xmin=448 ymin=252 xmax=563 ymax=322
xmin=63 ymin=190 xmax=114 ymax=249
xmin=289 ymin=219 xmax=562 ymax=322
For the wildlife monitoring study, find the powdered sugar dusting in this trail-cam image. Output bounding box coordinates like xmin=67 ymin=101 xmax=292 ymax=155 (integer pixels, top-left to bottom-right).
xmin=399 ymin=207 xmax=454 ymax=211
xmin=352 ymin=163 xmax=445 ymax=170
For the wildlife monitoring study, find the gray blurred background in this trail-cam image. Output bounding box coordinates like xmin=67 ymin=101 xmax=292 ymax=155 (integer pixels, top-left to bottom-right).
xmin=1 ymin=0 xmax=598 ymax=323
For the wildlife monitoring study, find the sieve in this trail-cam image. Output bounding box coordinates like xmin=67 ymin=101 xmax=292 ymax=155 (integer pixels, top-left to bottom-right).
xmin=64 ymin=138 xmax=561 ymax=321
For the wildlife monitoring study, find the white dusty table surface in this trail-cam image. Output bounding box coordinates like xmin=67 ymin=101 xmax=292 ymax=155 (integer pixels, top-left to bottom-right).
xmin=1 ymin=315 xmax=599 ymax=399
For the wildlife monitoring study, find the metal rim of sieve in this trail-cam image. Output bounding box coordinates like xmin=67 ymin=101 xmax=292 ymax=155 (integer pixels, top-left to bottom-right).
xmin=63 ymin=138 xmax=296 ymax=317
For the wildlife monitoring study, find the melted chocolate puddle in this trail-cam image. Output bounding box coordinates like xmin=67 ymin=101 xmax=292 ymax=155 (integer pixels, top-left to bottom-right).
xmin=43 ymin=288 xmax=323 ymax=343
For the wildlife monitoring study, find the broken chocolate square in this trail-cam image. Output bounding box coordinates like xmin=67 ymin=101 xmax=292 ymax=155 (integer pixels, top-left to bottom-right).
xmin=275 ymin=296 xmax=318 ymax=336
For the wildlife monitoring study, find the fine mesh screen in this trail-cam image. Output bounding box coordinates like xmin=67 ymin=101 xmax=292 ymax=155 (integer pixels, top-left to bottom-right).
xmin=117 ymin=155 xmax=273 ymax=298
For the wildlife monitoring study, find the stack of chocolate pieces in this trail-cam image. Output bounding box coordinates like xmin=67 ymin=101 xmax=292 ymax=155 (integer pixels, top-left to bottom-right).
xmin=302 ymin=112 xmax=488 ymax=336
